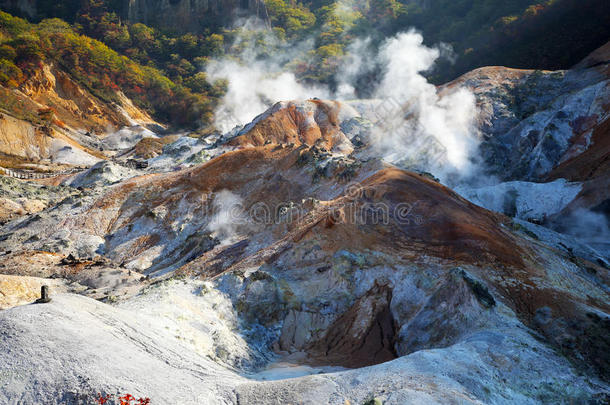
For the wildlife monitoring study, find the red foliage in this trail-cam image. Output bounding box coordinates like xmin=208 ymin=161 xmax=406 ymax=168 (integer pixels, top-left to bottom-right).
xmin=96 ymin=394 xmax=111 ymax=404
xmin=96 ymin=393 xmax=150 ymax=404
xmin=119 ymin=394 xmax=136 ymax=405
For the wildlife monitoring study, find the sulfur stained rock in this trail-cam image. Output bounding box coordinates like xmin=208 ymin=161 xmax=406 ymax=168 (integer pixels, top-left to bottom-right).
xmin=0 ymin=275 xmax=67 ymax=309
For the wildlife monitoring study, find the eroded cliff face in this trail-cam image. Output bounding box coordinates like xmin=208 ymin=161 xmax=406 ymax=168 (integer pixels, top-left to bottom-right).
xmin=125 ymin=0 xmax=270 ymax=32
xmin=20 ymin=64 xmax=124 ymax=131
xmin=446 ymin=42 xmax=610 ymax=184
xmin=0 ymin=62 xmax=161 ymax=170
xmin=444 ymin=43 xmax=609 ymax=252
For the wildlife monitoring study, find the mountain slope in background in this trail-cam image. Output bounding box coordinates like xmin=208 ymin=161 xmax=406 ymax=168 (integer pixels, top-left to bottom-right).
xmin=0 ymin=10 xmax=221 ymax=171
xmin=0 ymin=59 xmax=161 ymax=170
xmin=1 ymin=0 xmax=609 ymax=86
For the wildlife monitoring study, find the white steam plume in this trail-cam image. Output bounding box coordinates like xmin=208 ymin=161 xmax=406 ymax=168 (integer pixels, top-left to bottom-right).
xmin=554 ymin=208 xmax=610 ymax=258
xmin=206 ymin=19 xmax=329 ymax=133
xmin=335 ymin=37 xmax=375 ymax=99
xmin=207 ymin=25 xmax=479 ymax=180
xmin=368 ymin=31 xmax=479 ymax=179
xmin=207 ymin=60 xmax=328 ymax=133
xmin=208 ymin=190 xmax=247 ymax=245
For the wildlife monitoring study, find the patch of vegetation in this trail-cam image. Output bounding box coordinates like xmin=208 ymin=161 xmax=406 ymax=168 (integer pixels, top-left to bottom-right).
xmin=417 ymin=171 xmax=440 ymax=182
xmin=0 ymin=10 xmax=222 ymax=128
xmin=1 ymin=0 xmax=607 ymax=129
xmin=397 ymin=0 xmax=610 ymax=83
xmin=248 ymin=270 xmax=274 ymax=282
xmin=511 ymin=221 xmax=540 ymax=240
xmin=132 ymin=135 xmax=180 ymax=159
xmin=0 ymin=88 xmax=42 ymax=123
xmin=245 ymin=0 xmax=610 ymax=86
xmin=336 ymin=160 xmax=361 ymax=182
xmin=185 ymin=149 xmax=212 ymax=165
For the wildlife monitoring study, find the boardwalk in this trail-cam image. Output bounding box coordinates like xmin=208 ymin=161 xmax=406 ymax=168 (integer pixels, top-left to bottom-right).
xmin=0 ymin=167 xmax=84 ymax=180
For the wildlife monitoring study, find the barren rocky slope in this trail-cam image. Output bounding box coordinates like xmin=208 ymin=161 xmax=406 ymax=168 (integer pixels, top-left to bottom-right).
xmin=0 ymin=61 xmax=162 ymax=172
xmin=0 ymin=44 xmax=609 ymax=404
xmin=449 ymin=42 xmax=610 ymax=259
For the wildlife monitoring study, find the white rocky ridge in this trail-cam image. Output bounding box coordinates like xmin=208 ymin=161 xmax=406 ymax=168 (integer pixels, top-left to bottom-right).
xmin=0 ymin=276 xmax=605 ymax=405
xmin=146 ymin=135 xmax=222 ymax=172
xmin=455 ymin=179 xmax=582 ymax=222
xmin=101 ymin=126 xmax=158 ymax=151
xmin=67 ymin=161 xmax=139 ymax=188
xmin=49 ymin=138 xmax=102 ymax=167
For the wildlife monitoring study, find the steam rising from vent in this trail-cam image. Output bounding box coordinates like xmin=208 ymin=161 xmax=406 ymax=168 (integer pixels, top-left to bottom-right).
xmin=208 ymin=190 xmax=246 ymax=245
xmin=206 ymin=19 xmax=329 ymax=133
xmin=207 ymin=59 xmax=329 ymax=133
xmin=335 ymin=37 xmax=376 ymax=99
xmin=370 ymin=31 xmax=478 ymax=178
xmin=207 ymin=24 xmax=479 ymax=179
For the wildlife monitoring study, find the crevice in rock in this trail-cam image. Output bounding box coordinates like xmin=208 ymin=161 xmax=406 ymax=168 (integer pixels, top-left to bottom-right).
xmin=305 ymin=283 xmax=398 ymax=368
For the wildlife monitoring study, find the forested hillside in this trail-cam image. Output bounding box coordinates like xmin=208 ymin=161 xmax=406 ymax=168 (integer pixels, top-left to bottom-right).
xmin=0 ymin=0 xmax=608 ymax=128
xmin=0 ymin=11 xmax=226 ymax=128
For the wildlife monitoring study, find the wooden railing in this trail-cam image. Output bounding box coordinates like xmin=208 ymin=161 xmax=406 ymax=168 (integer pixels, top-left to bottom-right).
xmin=0 ymin=167 xmax=84 ymax=179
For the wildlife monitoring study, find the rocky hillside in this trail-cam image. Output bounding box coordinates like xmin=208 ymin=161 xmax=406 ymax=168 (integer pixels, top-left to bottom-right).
xmin=0 ymin=60 xmax=162 ymax=171
xmin=1 ymin=43 xmax=609 ymax=403
xmin=449 ymin=42 xmax=610 ymax=257
xmin=0 ymin=9 xmax=222 ymax=174
xmin=0 ymin=10 xmax=220 ymax=174
xmin=0 ymin=28 xmax=608 ymax=405
xmin=0 ymin=139 xmax=608 ymax=402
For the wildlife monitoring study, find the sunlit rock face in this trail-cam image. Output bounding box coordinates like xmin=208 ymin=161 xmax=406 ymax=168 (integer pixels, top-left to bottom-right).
xmin=228 ymin=100 xmax=356 ymax=155
xmin=125 ymin=0 xmax=270 ymax=32
xmin=443 ymin=43 xmax=609 ymax=259
xmin=0 ymin=61 xmax=162 ymax=172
